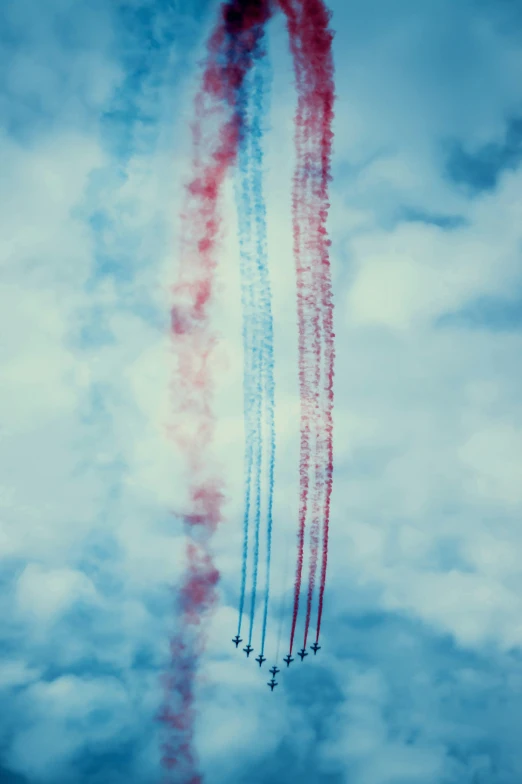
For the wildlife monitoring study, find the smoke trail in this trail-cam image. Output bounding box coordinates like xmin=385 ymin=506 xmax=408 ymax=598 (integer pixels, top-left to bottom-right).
xmin=161 ymin=2 xmax=273 ymax=780
xmin=296 ymin=0 xmax=335 ymax=646
xmin=282 ymin=0 xmax=320 ymax=656
xmin=235 ymin=67 xmax=259 ymax=640
xmin=247 ymin=323 xmax=263 ymax=648
xmin=277 ymin=0 xmax=335 ymax=652
xmin=232 ymin=25 xmax=275 ymax=654
xmin=236 ymin=65 xmax=265 ymax=651
xmin=244 ymin=39 xmax=275 ymax=652
xmin=304 ymin=0 xmax=335 ymax=646
xmin=275 ymin=531 xmax=292 ymax=663
xmin=248 ymin=49 xmax=276 ymax=658
xmin=299 ymin=112 xmax=324 ymax=651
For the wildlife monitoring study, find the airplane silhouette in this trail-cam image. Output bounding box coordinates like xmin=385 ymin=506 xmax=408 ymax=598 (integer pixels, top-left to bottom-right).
xmin=298 ymin=648 xmax=308 ymax=661
xmin=243 ymin=644 xmax=253 ymax=657
xmin=283 ymin=654 xmax=294 ymax=667
xmin=255 ymin=654 xmax=266 ymax=667
xmin=310 ymin=642 xmax=321 ymax=655
xmin=269 ymin=666 xmax=280 ymax=677
xmin=267 ymin=679 xmax=278 ymax=692
xmin=232 ymin=635 xmax=242 ymax=648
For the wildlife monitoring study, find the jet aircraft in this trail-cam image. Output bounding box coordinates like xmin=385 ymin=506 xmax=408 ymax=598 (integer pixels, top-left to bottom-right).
xmin=283 ymin=654 xmax=294 ymax=667
xmin=310 ymin=642 xmax=321 ymax=655
xmin=298 ymin=648 xmax=308 ymax=661
xmin=243 ymin=644 xmax=253 ymax=657
xmin=267 ymin=679 xmax=278 ymax=692
xmin=269 ymin=666 xmax=280 ymax=677
xmin=232 ymin=635 xmax=242 ymax=648
xmin=255 ymin=654 xmax=266 ymax=667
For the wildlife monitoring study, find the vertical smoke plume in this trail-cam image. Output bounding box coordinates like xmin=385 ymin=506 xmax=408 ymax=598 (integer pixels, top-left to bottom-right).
xmin=161 ymin=2 xmax=273 ymax=782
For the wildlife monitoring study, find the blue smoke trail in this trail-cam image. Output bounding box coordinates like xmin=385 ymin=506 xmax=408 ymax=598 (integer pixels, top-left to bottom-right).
xmin=235 ymin=32 xmax=275 ymax=654
xmin=243 ymin=59 xmax=264 ymax=649
xmin=235 ymin=72 xmax=260 ymax=639
xmin=248 ymin=52 xmax=276 ymax=657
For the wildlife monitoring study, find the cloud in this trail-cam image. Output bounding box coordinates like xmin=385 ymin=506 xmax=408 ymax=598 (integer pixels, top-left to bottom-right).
xmin=6 ymin=675 xmax=134 ymax=781
xmin=15 ymin=564 xmax=98 ymax=623
xmin=446 ymin=116 xmax=522 ymax=193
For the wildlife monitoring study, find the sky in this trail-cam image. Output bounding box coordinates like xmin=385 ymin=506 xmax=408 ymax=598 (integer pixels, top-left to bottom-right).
xmin=2 ymin=0 xmax=522 ymax=782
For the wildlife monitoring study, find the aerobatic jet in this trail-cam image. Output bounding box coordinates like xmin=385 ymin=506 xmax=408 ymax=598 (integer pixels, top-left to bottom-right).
xmin=298 ymin=648 xmax=308 ymax=661
xmin=269 ymin=666 xmax=280 ymax=677
xmin=255 ymin=654 xmax=266 ymax=667
xmin=310 ymin=642 xmax=321 ymax=655
xmin=267 ymin=679 xmax=278 ymax=692
xmin=283 ymin=654 xmax=294 ymax=667
xmin=232 ymin=635 xmax=242 ymax=648
xmin=243 ymin=644 xmax=253 ymax=657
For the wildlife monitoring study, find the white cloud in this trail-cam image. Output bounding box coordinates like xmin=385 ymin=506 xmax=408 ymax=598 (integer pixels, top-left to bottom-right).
xmin=320 ymin=662 xmax=447 ymax=783
xmin=459 ymin=423 xmax=522 ymax=506
xmin=7 ymin=675 xmax=133 ymax=781
xmin=0 ymin=660 xmax=41 ymax=690
xmin=346 ymin=168 xmax=522 ymax=331
xmin=16 ymin=564 xmax=98 ymax=622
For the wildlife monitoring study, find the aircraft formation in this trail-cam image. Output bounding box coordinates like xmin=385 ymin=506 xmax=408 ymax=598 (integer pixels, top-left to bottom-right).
xmin=232 ymin=635 xmax=321 ymax=691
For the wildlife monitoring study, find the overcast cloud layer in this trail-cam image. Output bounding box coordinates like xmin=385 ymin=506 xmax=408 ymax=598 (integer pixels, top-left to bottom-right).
xmin=2 ymin=1 xmax=522 ymax=782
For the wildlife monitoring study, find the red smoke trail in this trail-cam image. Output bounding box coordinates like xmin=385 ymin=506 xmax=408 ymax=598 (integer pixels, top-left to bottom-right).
xmin=279 ymin=0 xmax=319 ymax=656
xmin=161 ymin=2 xmax=272 ymax=782
xmin=306 ymin=0 xmax=335 ymax=646
xmin=278 ymin=0 xmax=335 ymax=652
xmin=286 ymin=68 xmax=315 ymax=656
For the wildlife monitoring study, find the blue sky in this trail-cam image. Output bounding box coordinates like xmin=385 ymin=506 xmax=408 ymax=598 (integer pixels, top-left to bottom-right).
xmin=2 ymin=0 xmax=522 ymax=782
